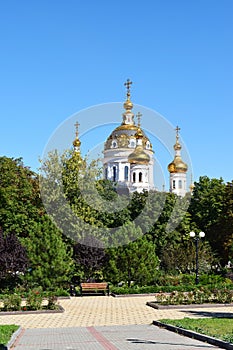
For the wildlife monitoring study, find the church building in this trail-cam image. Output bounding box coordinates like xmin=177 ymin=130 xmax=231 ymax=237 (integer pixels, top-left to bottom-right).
xmin=72 ymin=80 xmax=188 ymax=197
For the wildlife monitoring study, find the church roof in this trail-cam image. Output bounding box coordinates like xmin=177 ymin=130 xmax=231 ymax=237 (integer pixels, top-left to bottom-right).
xmin=168 ymin=126 xmax=188 ymax=173
xmin=104 ymin=80 xmax=152 ymax=152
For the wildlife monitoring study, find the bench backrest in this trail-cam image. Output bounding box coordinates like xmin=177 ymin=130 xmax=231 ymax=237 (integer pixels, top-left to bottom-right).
xmin=81 ymin=282 xmax=108 ymax=288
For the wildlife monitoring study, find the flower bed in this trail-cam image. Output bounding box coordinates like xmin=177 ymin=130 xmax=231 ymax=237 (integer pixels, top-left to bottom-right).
xmin=0 ymin=288 xmax=59 ymax=312
xmin=149 ymin=288 xmax=233 ymax=306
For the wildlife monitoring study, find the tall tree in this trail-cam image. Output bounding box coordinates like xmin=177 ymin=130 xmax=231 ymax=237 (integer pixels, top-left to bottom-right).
xmin=209 ymin=181 xmax=233 ymax=264
xmin=22 ymin=216 xmax=74 ymax=290
xmin=189 ymin=176 xmax=225 ymax=232
xmin=0 ymin=157 xmax=43 ymax=236
xmin=104 ymin=223 xmax=159 ymax=287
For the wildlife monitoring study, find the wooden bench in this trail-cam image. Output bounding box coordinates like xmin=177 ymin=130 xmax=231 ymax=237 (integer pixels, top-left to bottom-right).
xmin=80 ymin=282 xmax=109 ymax=296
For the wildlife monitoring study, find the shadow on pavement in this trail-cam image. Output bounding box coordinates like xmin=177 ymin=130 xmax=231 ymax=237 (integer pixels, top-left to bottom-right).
xmin=127 ymin=338 xmax=214 ymax=348
xmin=183 ymin=310 xmax=233 ymax=318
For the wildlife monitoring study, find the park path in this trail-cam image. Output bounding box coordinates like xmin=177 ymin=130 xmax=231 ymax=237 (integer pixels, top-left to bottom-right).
xmin=1 ymin=296 xmax=231 ymax=349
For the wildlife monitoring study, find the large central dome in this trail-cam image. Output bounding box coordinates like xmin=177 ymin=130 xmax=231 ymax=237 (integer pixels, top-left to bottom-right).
xmin=102 ymin=79 xmax=155 ymax=193
xmin=104 ymin=123 xmax=152 ymax=151
xmin=104 ymin=80 xmax=153 ymax=152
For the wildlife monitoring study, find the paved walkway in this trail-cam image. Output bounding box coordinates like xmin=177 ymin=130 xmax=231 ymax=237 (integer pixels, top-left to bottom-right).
xmin=1 ymin=296 xmax=231 ymax=349
xmin=1 ymin=296 xmax=233 ymax=329
xmin=12 ymin=325 xmax=220 ymax=349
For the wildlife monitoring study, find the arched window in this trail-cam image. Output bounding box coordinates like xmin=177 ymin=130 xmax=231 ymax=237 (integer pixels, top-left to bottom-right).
xmin=124 ymin=166 xmax=129 ymax=181
xmin=133 ymin=172 xmax=136 ymax=183
xmin=178 ymin=180 xmax=182 ymax=189
xmin=139 ymin=172 xmax=143 ymax=182
xmin=112 ymin=141 xmax=117 ymax=148
xmin=105 ymin=168 xmax=108 ymax=179
xmin=173 ymin=180 xmax=176 ymax=189
xmin=113 ymin=166 xmax=117 ymax=182
xmin=130 ymin=139 xmax=136 ymax=148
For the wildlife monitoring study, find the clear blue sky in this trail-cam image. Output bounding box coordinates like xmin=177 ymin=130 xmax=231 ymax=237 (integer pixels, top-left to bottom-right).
xmin=0 ymin=0 xmax=232 ymax=186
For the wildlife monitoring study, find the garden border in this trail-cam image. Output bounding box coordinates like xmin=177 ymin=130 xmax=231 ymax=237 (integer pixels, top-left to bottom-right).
xmin=0 ymin=305 xmax=64 ymax=316
xmin=147 ymin=301 xmax=233 ymax=310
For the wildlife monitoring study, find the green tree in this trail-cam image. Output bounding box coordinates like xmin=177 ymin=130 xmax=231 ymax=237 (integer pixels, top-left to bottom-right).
xmin=209 ymin=181 xmax=233 ymax=264
xmin=189 ymin=176 xmax=225 ymax=232
xmin=23 ymin=216 xmax=74 ymax=290
xmin=0 ymin=156 xmax=43 ymax=236
xmin=105 ymin=223 xmax=159 ymax=287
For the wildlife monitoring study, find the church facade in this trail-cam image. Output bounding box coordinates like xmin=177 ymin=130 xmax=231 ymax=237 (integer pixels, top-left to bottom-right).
xmin=73 ymin=80 xmax=189 ymax=197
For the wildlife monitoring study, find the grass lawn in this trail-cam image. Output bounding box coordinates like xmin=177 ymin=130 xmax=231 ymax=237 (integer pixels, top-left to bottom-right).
xmin=0 ymin=325 xmax=19 ymax=345
xmin=160 ymin=318 xmax=233 ymax=343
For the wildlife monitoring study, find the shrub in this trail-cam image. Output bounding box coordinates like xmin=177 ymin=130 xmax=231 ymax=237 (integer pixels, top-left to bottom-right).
xmin=3 ymin=294 xmax=22 ymax=311
xmin=53 ymin=288 xmax=70 ymax=297
xmin=26 ymin=287 xmax=43 ymax=310
xmin=47 ymin=293 xmax=58 ymax=310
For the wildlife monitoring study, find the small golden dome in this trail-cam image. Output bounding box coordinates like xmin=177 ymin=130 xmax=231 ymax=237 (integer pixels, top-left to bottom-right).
xmin=73 ymin=138 xmax=81 ymax=148
xmin=168 ymin=156 xmax=188 ymax=173
xmin=174 ymin=141 xmax=181 ymax=151
xmin=190 ymin=182 xmax=195 ymax=191
xmin=123 ymin=79 xmax=133 ymax=111
xmin=124 ymin=98 xmax=133 ymax=111
xmin=168 ymin=125 xmax=187 ymax=173
xmin=135 ymin=127 xmax=144 ymax=139
xmin=128 ymin=146 xmax=150 ymax=164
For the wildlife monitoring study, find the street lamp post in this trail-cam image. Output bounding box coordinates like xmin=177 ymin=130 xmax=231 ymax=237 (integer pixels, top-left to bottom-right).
xmin=189 ymin=231 xmax=205 ymax=285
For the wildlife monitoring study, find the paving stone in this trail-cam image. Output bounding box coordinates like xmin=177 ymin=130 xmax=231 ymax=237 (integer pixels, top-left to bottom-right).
xmin=2 ymin=296 xmax=230 ymax=349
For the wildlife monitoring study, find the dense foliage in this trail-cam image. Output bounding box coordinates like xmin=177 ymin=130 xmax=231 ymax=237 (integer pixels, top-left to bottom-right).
xmin=0 ymin=229 xmax=28 ymax=290
xmin=0 ymin=154 xmax=232 ymax=293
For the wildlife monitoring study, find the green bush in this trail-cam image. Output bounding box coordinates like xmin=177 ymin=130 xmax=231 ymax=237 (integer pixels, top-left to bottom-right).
xmin=3 ymin=294 xmax=22 ymax=311
xmin=46 ymin=292 xmax=58 ymax=310
xmin=155 ymin=287 xmax=233 ymax=305
xmin=53 ymin=288 xmax=70 ymax=297
xmin=26 ymin=287 xmax=43 ymax=310
xmin=111 ymin=284 xmax=195 ymax=295
xmin=110 ymin=273 xmax=233 ymax=296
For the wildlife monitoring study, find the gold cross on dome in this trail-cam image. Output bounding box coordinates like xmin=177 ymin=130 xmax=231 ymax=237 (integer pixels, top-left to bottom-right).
xmin=137 ymin=112 xmax=142 ymax=127
xmin=75 ymin=121 xmax=80 ymax=137
xmin=124 ymin=79 xmax=132 ymax=94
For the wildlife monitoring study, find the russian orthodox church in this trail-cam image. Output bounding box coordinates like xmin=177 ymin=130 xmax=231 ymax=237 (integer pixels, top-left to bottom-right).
xmin=72 ymin=80 xmax=189 ymax=197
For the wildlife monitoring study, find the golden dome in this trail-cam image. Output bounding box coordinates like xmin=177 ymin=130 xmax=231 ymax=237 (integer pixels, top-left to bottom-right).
xmin=190 ymin=182 xmax=195 ymax=191
xmin=128 ymin=145 xmax=150 ymax=164
xmin=124 ymin=98 xmax=133 ymax=111
xmin=73 ymin=121 xmax=81 ymax=151
xmin=168 ymin=126 xmax=188 ymax=173
xmin=135 ymin=126 xmax=144 ymax=139
xmin=168 ymin=156 xmax=188 ymax=173
xmin=104 ymin=81 xmax=152 ymax=152
xmin=104 ymin=125 xmax=151 ymax=150
xmin=128 ymin=123 xmax=150 ymax=164
xmin=73 ymin=138 xmax=81 ymax=148
xmin=123 ymin=79 xmax=133 ymax=111
xmin=174 ymin=141 xmax=181 ymax=151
